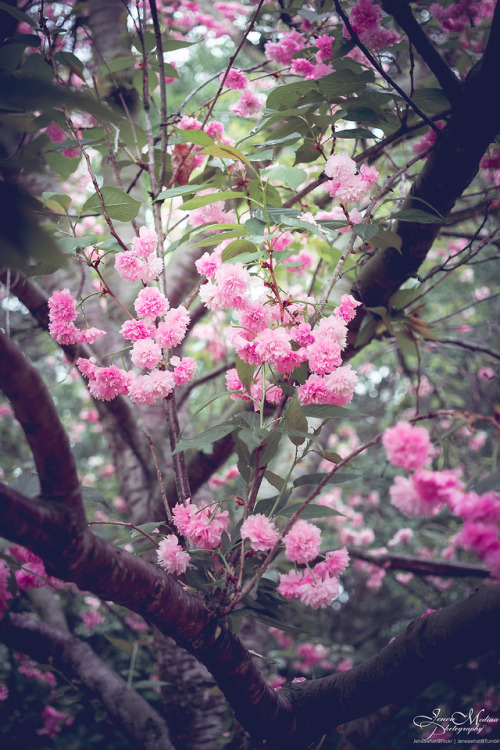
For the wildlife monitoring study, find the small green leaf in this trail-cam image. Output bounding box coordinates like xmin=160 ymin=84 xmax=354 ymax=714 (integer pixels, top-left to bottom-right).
xmin=131 ymin=522 xmax=164 ymax=537
xmin=353 ymin=223 xmax=380 ymax=242
xmin=177 ymin=128 xmax=214 ymax=147
xmin=393 ymin=209 xmax=444 ymax=224
xmin=163 ymin=62 xmax=179 ymax=79
xmin=394 ymin=330 xmax=419 ymax=358
xmin=278 ymin=503 xmax=346 ymax=519
xmin=221 ymin=239 xmax=258 ymax=262
xmin=264 ymin=470 xmax=286 ymax=491
xmin=42 ymin=192 xmax=71 ymax=212
xmin=285 ymin=396 xmax=308 ymax=446
xmin=373 ymin=229 xmax=402 ymax=252
xmin=173 ymin=422 xmax=236 ymax=454
xmin=179 ymin=190 xmax=246 ymax=210
xmin=0 ymin=0 xmax=37 ymax=27
xmin=156 ymin=183 xmax=210 ymax=200
xmin=301 ymin=405 xmax=353 ymax=419
xmin=81 ymin=186 xmax=141 ymax=222
xmin=105 ymin=56 xmax=136 ymax=73
xmin=293 ymin=471 xmax=360 ymax=488
xmin=163 ymin=39 xmax=196 ymax=51
xmin=202 ymin=144 xmax=253 ymax=169
xmin=259 ymin=429 xmax=283 ymax=466
xmin=236 ymin=356 xmax=255 ymax=394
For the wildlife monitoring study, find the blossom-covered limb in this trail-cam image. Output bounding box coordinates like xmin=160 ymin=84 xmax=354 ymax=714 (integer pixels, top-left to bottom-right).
xmin=0 ymin=612 xmax=175 ymax=750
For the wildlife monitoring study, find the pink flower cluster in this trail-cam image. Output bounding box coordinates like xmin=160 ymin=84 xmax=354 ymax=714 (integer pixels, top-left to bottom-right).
xmin=324 ymin=151 xmax=379 ymax=204
xmin=389 ymin=469 xmax=464 ymax=517
xmin=37 ymin=706 xmax=74 ymax=739
xmin=157 ymin=534 xmax=191 ymax=575
xmin=200 ymin=269 xmax=361 ymax=407
xmin=349 ymin=0 xmax=401 ymax=51
xmin=451 ymin=490 xmax=500 ymax=579
xmin=277 ymin=547 xmax=349 ymax=609
xmin=48 ymin=283 xmax=197 ymax=405
xmin=48 ymin=288 xmax=106 ymax=346
xmin=241 ymin=513 xmax=280 ymax=552
xmin=7 ymin=545 xmax=60 ymax=590
xmin=172 ymin=501 xmax=229 ymax=549
xmin=382 ymin=421 xmax=432 ymax=471
xmin=115 ymin=226 xmax=163 ymax=284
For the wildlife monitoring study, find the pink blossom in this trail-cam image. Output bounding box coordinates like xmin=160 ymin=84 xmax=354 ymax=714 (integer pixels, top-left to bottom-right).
xmin=131 ymin=226 xmax=158 ymax=257
xmin=87 ymin=365 xmax=131 ymax=401
xmin=241 ymin=513 xmax=280 ymax=552
xmin=458 ymin=522 xmax=500 ymax=558
xmin=382 ymin=421 xmax=432 ymax=471
xmin=134 ymin=287 xmax=169 ymax=319
xmin=155 ymin=306 xmax=190 ymax=348
xmin=46 ymin=123 xmax=66 ymax=143
xmin=171 ymin=356 xmax=197 ymax=385
xmin=195 ymin=250 xmax=222 ymax=279
xmin=120 ymin=319 xmax=156 ymax=342
xmin=313 ymin=547 xmax=350 ymax=579
xmin=0 ymin=686 xmax=8 ymax=700
xmin=200 ymin=263 xmax=250 ymax=311
xmin=277 ymin=570 xmax=304 ymax=599
xmin=172 ymin=502 xmax=229 ymax=549
xmin=292 ymin=322 xmax=315 ymax=347
xmin=157 ymin=535 xmax=190 ymax=575
xmin=177 ymin=115 xmax=202 ymax=130
xmin=226 ymin=368 xmax=251 ymax=401
xmin=205 ymin=120 xmax=225 ymax=139
xmin=131 ymin=339 xmax=163 ymax=369
xmin=413 ymin=468 xmax=464 ymax=507
xmin=238 ymin=301 xmax=272 ymax=334
xmin=221 ymin=68 xmax=248 ymax=90
xmin=115 ymin=251 xmax=145 ymax=281
xmin=335 ymin=294 xmax=362 ymax=323
xmin=389 ymin=475 xmax=439 ymax=517
xmin=82 ymin=610 xmax=105 ymax=628
xmin=139 ymin=255 xmax=164 ymax=283
xmin=478 ymin=367 xmax=495 ymax=380
xmin=315 ymin=34 xmax=334 ymax=61
xmin=79 ymin=327 xmax=106 ymax=344
xmin=307 ymin=335 xmax=342 ymax=375
xmin=299 ymin=574 xmax=340 ymax=609
xmin=264 ymin=30 xmax=305 ymax=65
xmin=291 ymin=58 xmax=316 ymax=78
xmin=37 ymin=706 xmax=74 ymax=738
xmin=324 ymin=365 xmax=358 ymax=405
xmin=388 ymin=528 xmax=414 ymax=546
xmin=76 ymin=357 xmax=98 ymax=380
xmin=128 ymin=370 xmax=175 ymax=404
xmin=230 ymin=90 xmax=263 ymax=117
xmin=297 ymin=373 xmax=330 ymax=405
xmin=316 ymin=315 xmax=348 ymax=349
xmin=295 ymin=642 xmax=329 ymax=669
xmin=48 ymin=289 xmax=77 ymax=323
xmin=48 ymin=320 xmax=81 ymax=345
xmin=254 ymin=327 xmax=293 ymax=369
xmin=9 ymin=546 xmax=49 ymax=589
xmin=284 ymin=520 xmax=322 ymax=564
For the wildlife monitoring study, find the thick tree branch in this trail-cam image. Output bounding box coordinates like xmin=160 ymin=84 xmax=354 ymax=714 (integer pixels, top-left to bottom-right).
xmin=381 ymin=0 xmax=462 ymax=102
xmin=0 ymin=613 xmax=174 ymax=750
xmin=349 ymin=0 xmax=500 ymax=347
xmin=278 ymin=585 xmax=500 ymax=749
xmin=0 ymin=330 xmax=85 ymax=523
xmin=349 ymin=548 xmax=491 ymax=578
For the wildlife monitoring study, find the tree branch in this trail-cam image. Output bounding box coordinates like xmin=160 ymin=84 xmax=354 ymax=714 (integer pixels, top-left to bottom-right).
xmin=0 ymin=329 xmax=85 ymax=523
xmin=381 ymin=0 xmax=462 ymax=102
xmin=349 ymin=548 xmax=491 ymax=578
xmin=0 ymin=613 xmax=174 ymax=750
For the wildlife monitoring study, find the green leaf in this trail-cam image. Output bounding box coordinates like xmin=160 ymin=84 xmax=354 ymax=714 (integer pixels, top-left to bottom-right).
xmin=394 ymin=330 xmax=419 ymax=358
xmin=105 ymin=56 xmax=136 ymax=73
xmin=264 ymin=470 xmax=286 ymax=491
xmin=285 ymin=396 xmax=308 ymax=446
xmin=278 ymin=503 xmax=345 ymax=519
xmin=179 ymin=190 xmax=246 ymax=210
xmin=203 ymin=144 xmax=253 ymax=169
xmin=42 ymin=192 xmax=71 ymax=212
xmin=293 ymin=141 xmax=320 ymax=165
xmin=54 ymin=51 xmax=84 ymax=77
xmin=163 ymin=39 xmax=196 ymax=51
xmin=163 ymin=62 xmax=179 ymax=79
xmin=266 ymin=80 xmax=317 ymax=111
xmin=81 ymin=187 xmax=141 ymax=221
xmin=373 ymin=229 xmax=402 ymax=252
xmin=389 ymin=286 xmax=422 ymax=310
xmin=177 ymin=128 xmax=214 ymax=147
xmin=333 ymin=127 xmax=376 ymax=139
xmin=411 ymin=87 xmax=450 ymax=115
xmin=0 ymin=0 xmax=37 ymax=27
xmin=260 ymin=165 xmax=307 ymax=190
xmin=301 ymin=405 xmax=353 ymax=419
xmin=156 ymin=183 xmax=210 ymax=200
xmin=221 ymin=239 xmax=258 ymax=262
xmin=318 ymin=69 xmax=375 ymax=100
xmin=259 ymin=429 xmax=283 ymax=466
xmin=236 ymin=356 xmax=255 ymax=394
xmin=173 ymin=422 xmax=236 ymax=454
xmin=393 ymin=209 xmax=444 ymax=223
xmin=293 ymin=471 xmax=360 ymax=488
xmin=353 ymin=223 xmax=380 ymax=242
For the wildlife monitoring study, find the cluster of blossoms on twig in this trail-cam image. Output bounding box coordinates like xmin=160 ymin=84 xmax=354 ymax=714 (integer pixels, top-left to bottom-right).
xmin=383 ymin=421 xmax=500 ymax=579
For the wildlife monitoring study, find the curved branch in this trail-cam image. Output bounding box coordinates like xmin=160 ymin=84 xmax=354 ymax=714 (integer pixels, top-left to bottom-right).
xmin=349 ymin=548 xmax=491 ymax=578
xmin=278 ymin=585 xmax=500 ymax=749
xmin=381 ymin=0 xmax=462 ymax=102
xmin=0 ymin=613 xmax=174 ymax=750
xmin=0 ymin=329 xmax=85 ymax=523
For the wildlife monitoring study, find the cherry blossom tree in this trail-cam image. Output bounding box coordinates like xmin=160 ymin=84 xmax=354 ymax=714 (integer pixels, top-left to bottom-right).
xmin=1 ymin=0 xmax=499 ymax=747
